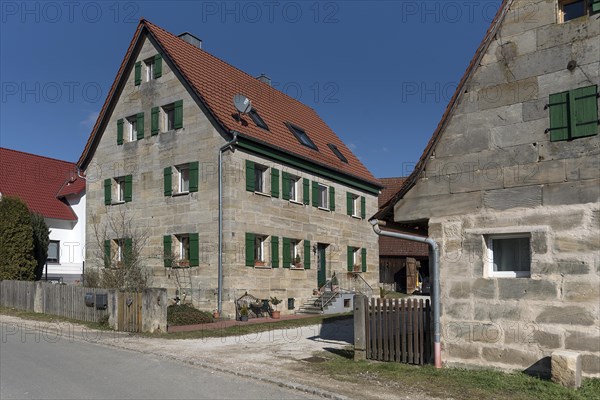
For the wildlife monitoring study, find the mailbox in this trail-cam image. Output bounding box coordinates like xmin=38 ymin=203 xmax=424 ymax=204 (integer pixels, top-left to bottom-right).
xmin=84 ymin=293 xmax=94 ymax=307
xmin=95 ymin=293 xmax=108 ymax=310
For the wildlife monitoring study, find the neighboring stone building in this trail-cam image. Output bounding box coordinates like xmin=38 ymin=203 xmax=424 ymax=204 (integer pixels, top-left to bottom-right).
xmin=0 ymin=148 xmax=86 ymax=283
xmin=375 ymin=0 xmax=599 ymax=376
xmin=77 ymin=20 xmax=382 ymax=317
xmin=378 ymin=177 xmax=428 ymax=292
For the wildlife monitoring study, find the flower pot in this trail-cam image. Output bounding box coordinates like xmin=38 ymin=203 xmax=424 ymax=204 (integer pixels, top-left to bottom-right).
xmin=213 ymin=311 xmax=220 ymax=319
xmin=271 ymin=310 xmax=281 ymax=319
xmin=240 ymin=315 xmax=248 ymax=322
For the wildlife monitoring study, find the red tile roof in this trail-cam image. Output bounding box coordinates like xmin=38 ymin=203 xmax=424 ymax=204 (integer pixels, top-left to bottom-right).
xmin=78 ymin=20 xmax=380 ymax=188
xmin=0 ymin=148 xmax=84 ymax=220
xmin=379 ymin=235 xmax=429 ymax=258
xmin=378 ymin=177 xmax=406 ymax=207
xmin=374 ymin=0 xmax=511 ymax=221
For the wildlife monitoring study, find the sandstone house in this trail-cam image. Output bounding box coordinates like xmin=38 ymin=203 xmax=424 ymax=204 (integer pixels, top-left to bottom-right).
xmin=77 ymin=20 xmax=382 ymax=317
xmin=375 ymin=0 xmax=599 ymax=376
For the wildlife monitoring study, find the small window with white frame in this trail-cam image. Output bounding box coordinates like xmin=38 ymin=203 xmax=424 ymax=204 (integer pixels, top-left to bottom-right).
xmin=289 ymin=175 xmax=300 ymax=202
xmin=115 ymin=177 xmax=126 ymax=203
xmin=254 ymin=235 xmax=268 ymax=265
xmin=115 ymin=238 xmax=125 ymax=265
xmin=176 ymin=234 xmax=190 ymax=265
xmin=254 ymin=164 xmax=268 ymax=194
xmin=352 ymin=247 xmax=360 ymax=271
xmin=47 ymin=240 xmax=60 ymax=264
xmin=351 ymin=194 xmax=360 ymax=217
xmin=318 ymin=183 xmax=329 ymax=209
xmin=126 ymin=115 xmax=137 ymax=142
xmin=144 ymin=57 xmax=155 ymax=82
xmin=162 ymin=103 xmax=175 ymax=132
xmin=290 ymin=239 xmax=302 ymax=268
xmin=486 ymin=234 xmax=531 ymax=278
xmin=176 ymin=164 xmax=190 ymax=194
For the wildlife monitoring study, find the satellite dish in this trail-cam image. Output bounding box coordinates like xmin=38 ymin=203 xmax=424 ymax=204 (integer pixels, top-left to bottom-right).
xmin=233 ymin=94 xmax=252 ymax=114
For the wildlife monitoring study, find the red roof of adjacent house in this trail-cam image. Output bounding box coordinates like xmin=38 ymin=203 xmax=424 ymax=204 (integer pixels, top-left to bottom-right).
xmin=78 ymin=20 xmax=380 ymax=189
xmin=374 ymin=0 xmax=511 ymax=220
xmin=378 ymin=177 xmax=406 ymax=207
xmin=0 ymin=148 xmax=84 ymax=220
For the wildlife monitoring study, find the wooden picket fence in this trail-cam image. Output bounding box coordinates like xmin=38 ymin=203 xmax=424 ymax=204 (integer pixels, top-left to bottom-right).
xmin=117 ymin=291 xmax=143 ymax=332
xmin=365 ymin=297 xmax=432 ymax=364
xmin=0 ymin=280 xmax=36 ymax=311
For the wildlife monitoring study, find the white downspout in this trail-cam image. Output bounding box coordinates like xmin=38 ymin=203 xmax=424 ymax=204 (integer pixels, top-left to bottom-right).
xmin=217 ymin=132 xmax=239 ymax=314
xmin=369 ymin=219 xmax=442 ymax=369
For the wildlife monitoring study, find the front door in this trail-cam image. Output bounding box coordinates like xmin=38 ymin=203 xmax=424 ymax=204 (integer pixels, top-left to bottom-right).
xmin=317 ymin=244 xmax=327 ymax=288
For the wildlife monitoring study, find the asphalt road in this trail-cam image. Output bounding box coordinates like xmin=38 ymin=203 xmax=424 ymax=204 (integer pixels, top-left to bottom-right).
xmin=0 ymin=328 xmax=317 ymax=400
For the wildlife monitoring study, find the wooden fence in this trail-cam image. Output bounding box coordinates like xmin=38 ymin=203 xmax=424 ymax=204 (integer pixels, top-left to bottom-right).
xmin=365 ymin=297 xmax=432 ymax=364
xmin=0 ymin=280 xmax=36 ymax=312
xmin=0 ymin=280 xmax=108 ymax=323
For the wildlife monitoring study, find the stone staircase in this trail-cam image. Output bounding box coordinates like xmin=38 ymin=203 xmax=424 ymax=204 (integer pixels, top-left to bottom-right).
xmin=296 ymin=291 xmax=341 ymax=315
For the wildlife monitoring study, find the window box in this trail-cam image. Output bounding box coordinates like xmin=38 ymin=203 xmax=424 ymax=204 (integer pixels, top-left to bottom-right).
xmin=254 ymin=261 xmax=266 ymax=267
xmin=177 ymin=259 xmax=190 ymax=268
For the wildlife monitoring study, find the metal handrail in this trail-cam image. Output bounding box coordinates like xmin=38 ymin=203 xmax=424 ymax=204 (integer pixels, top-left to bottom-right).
xmin=314 ymin=272 xmax=374 ymax=311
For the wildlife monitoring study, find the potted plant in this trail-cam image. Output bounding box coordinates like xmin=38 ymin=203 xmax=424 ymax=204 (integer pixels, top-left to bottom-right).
xmin=254 ymin=260 xmax=266 ymax=267
xmin=270 ymin=296 xmax=282 ymax=319
xmin=178 ymin=259 xmax=190 ymax=268
xmin=239 ymin=305 xmax=249 ymax=321
xmin=294 ymin=254 xmax=302 ymax=268
xmin=213 ymin=309 xmax=220 ymax=319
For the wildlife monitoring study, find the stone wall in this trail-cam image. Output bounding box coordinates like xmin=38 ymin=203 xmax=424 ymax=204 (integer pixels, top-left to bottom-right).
xmin=86 ymin=35 xmax=379 ymax=318
xmin=392 ymin=0 xmax=599 ymax=376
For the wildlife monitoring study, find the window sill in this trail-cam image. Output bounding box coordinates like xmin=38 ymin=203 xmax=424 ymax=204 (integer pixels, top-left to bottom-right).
xmin=489 ymin=272 xmax=530 ymax=278
xmin=290 ymin=266 xmax=305 ymax=270
xmin=254 ymin=265 xmax=272 ymax=270
xmin=289 ymin=200 xmax=303 ymax=206
xmin=254 ymin=191 xmax=271 ymax=198
xmin=318 ymin=207 xmax=330 ymax=212
xmin=172 ymin=191 xmax=190 ymax=197
xmin=351 ymin=215 xmax=362 ymax=220
xmin=111 ymin=201 xmax=126 ymax=205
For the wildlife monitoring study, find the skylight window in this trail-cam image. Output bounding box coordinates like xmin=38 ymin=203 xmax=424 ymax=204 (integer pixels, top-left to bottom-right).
xmin=248 ymin=108 xmax=269 ymax=131
xmin=327 ymin=143 xmax=348 ymax=163
xmin=285 ymin=122 xmax=318 ymax=150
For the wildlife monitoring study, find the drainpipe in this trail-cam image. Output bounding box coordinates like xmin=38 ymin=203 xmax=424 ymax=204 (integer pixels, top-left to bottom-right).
xmin=217 ymin=132 xmax=239 ymax=314
xmin=369 ymin=219 xmax=442 ymax=369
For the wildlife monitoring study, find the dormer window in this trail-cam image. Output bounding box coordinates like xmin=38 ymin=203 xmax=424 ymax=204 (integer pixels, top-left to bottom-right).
xmin=285 ymin=122 xmax=318 ymax=150
xmin=249 ymin=108 xmax=269 ymax=131
xmin=328 ymin=143 xmax=348 ymax=163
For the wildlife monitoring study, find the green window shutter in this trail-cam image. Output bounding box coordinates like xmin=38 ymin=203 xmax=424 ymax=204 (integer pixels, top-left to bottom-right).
xmin=245 ymin=160 xmax=255 ymax=192
xmin=245 ymin=233 xmax=255 ymax=267
xmin=104 ymin=178 xmax=112 ymax=205
xmin=570 ymin=85 xmax=598 ymax=138
xmin=329 ymin=186 xmax=335 ymax=211
xmin=163 ymin=167 xmax=172 ymax=196
xmin=346 ymin=192 xmax=353 ymax=216
xmin=312 ymin=181 xmax=319 ymax=207
xmin=304 ymin=240 xmax=311 ymax=269
xmin=361 ymin=196 xmax=366 ymax=219
xmin=124 ymin=175 xmax=133 ymax=202
xmin=136 ymin=112 xmax=144 ymax=139
xmin=549 ymin=91 xmax=570 ymax=142
xmin=151 ymin=107 xmax=159 ymax=135
xmin=134 ymin=61 xmax=141 ymax=86
xmin=271 ymin=236 xmax=279 ymax=268
xmin=592 ymin=0 xmax=600 ymax=14
xmin=347 ymin=246 xmax=354 ymax=271
xmin=124 ymin=238 xmax=133 ymax=263
xmin=104 ymin=240 xmax=111 ymax=267
xmin=154 ymin=54 xmax=162 ymax=78
xmin=361 ymin=248 xmax=367 ymax=272
xmin=282 ymin=172 xmax=290 ymax=201
xmin=117 ymin=119 xmax=124 ymax=145
xmin=271 ymin=168 xmax=280 ymax=198
xmin=189 ymin=161 xmax=199 ymax=193
xmin=189 ymin=233 xmax=199 ymax=267
xmin=302 ymin=178 xmax=310 ymax=205
xmin=163 ymin=235 xmax=172 ymax=267
xmin=282 ymin=238 xmax=291 ymax=268
xmin=174 ymin=100 xmax=183 ymax=129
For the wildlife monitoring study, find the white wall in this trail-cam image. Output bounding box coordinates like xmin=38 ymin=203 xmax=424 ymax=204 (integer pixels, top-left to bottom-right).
xmin=44 ymin=192 xmax=86 ymax=282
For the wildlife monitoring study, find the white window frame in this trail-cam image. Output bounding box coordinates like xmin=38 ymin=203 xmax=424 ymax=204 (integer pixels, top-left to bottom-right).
xmin=177 ymin=234 xmax=190 ymax=261
xmin=351 ymin=194 xmax=360 ymax=217
xmin=353 ymin=247 xmax=360 ymax=269
xmin=558 ymin=0 xmax=588 ymax=23
xmin=289 ymin=175 xmax=300 ymax=202
xmin=254 ymin=164 xmax=268 ymax=194
xmin=486 ymin=233 xmax=531 ymax=278
xmin=176 ymin=164 xmax=190 ymax=194
xmin=290 ymin=239 xmax=301 ymax=268
xmin=47 ymin=240 xmax=60 ymax=264
xmin=144 ymin=57 xmax=155 ymax=82
xmin=115 ymin=238 xmax=125 ymax=264
xmin=162 ymin=103 xmax=175 ymax=132
xmin=115 ymin=177 xmax=126 ymax=203
xmin=254 ymin=235 xmax=267 ymax=264
xmin=318 ymin=183 xmax=329 ymax=209
xmin=126 ymin=115 xmax=137 ymax=142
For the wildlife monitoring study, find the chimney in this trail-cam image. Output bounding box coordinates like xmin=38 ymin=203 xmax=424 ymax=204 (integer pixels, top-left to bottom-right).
xmin=256 ymin=73 xmax=271 ymax=86
xmin=178 ymin=32 xmax=202 ymax=49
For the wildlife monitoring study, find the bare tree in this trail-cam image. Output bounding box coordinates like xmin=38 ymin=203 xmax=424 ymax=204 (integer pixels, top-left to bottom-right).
xmin=91 ymin=207 xmax=149 ymax=292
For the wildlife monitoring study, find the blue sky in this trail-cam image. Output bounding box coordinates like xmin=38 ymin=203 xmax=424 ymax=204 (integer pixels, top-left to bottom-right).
xmin=0 ymin=1 xmax=501 ymax=178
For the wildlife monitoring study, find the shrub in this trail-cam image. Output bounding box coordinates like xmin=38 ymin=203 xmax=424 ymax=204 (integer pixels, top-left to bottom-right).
xmin=167 ymin=304 xmax=214 ymax=326
xmin=0 ymin=196 xmax=36 ymax=280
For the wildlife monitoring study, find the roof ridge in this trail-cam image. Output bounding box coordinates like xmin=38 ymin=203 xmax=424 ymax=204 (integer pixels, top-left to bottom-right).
xmin=0 ymin=147 xmax=76 ymax=167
